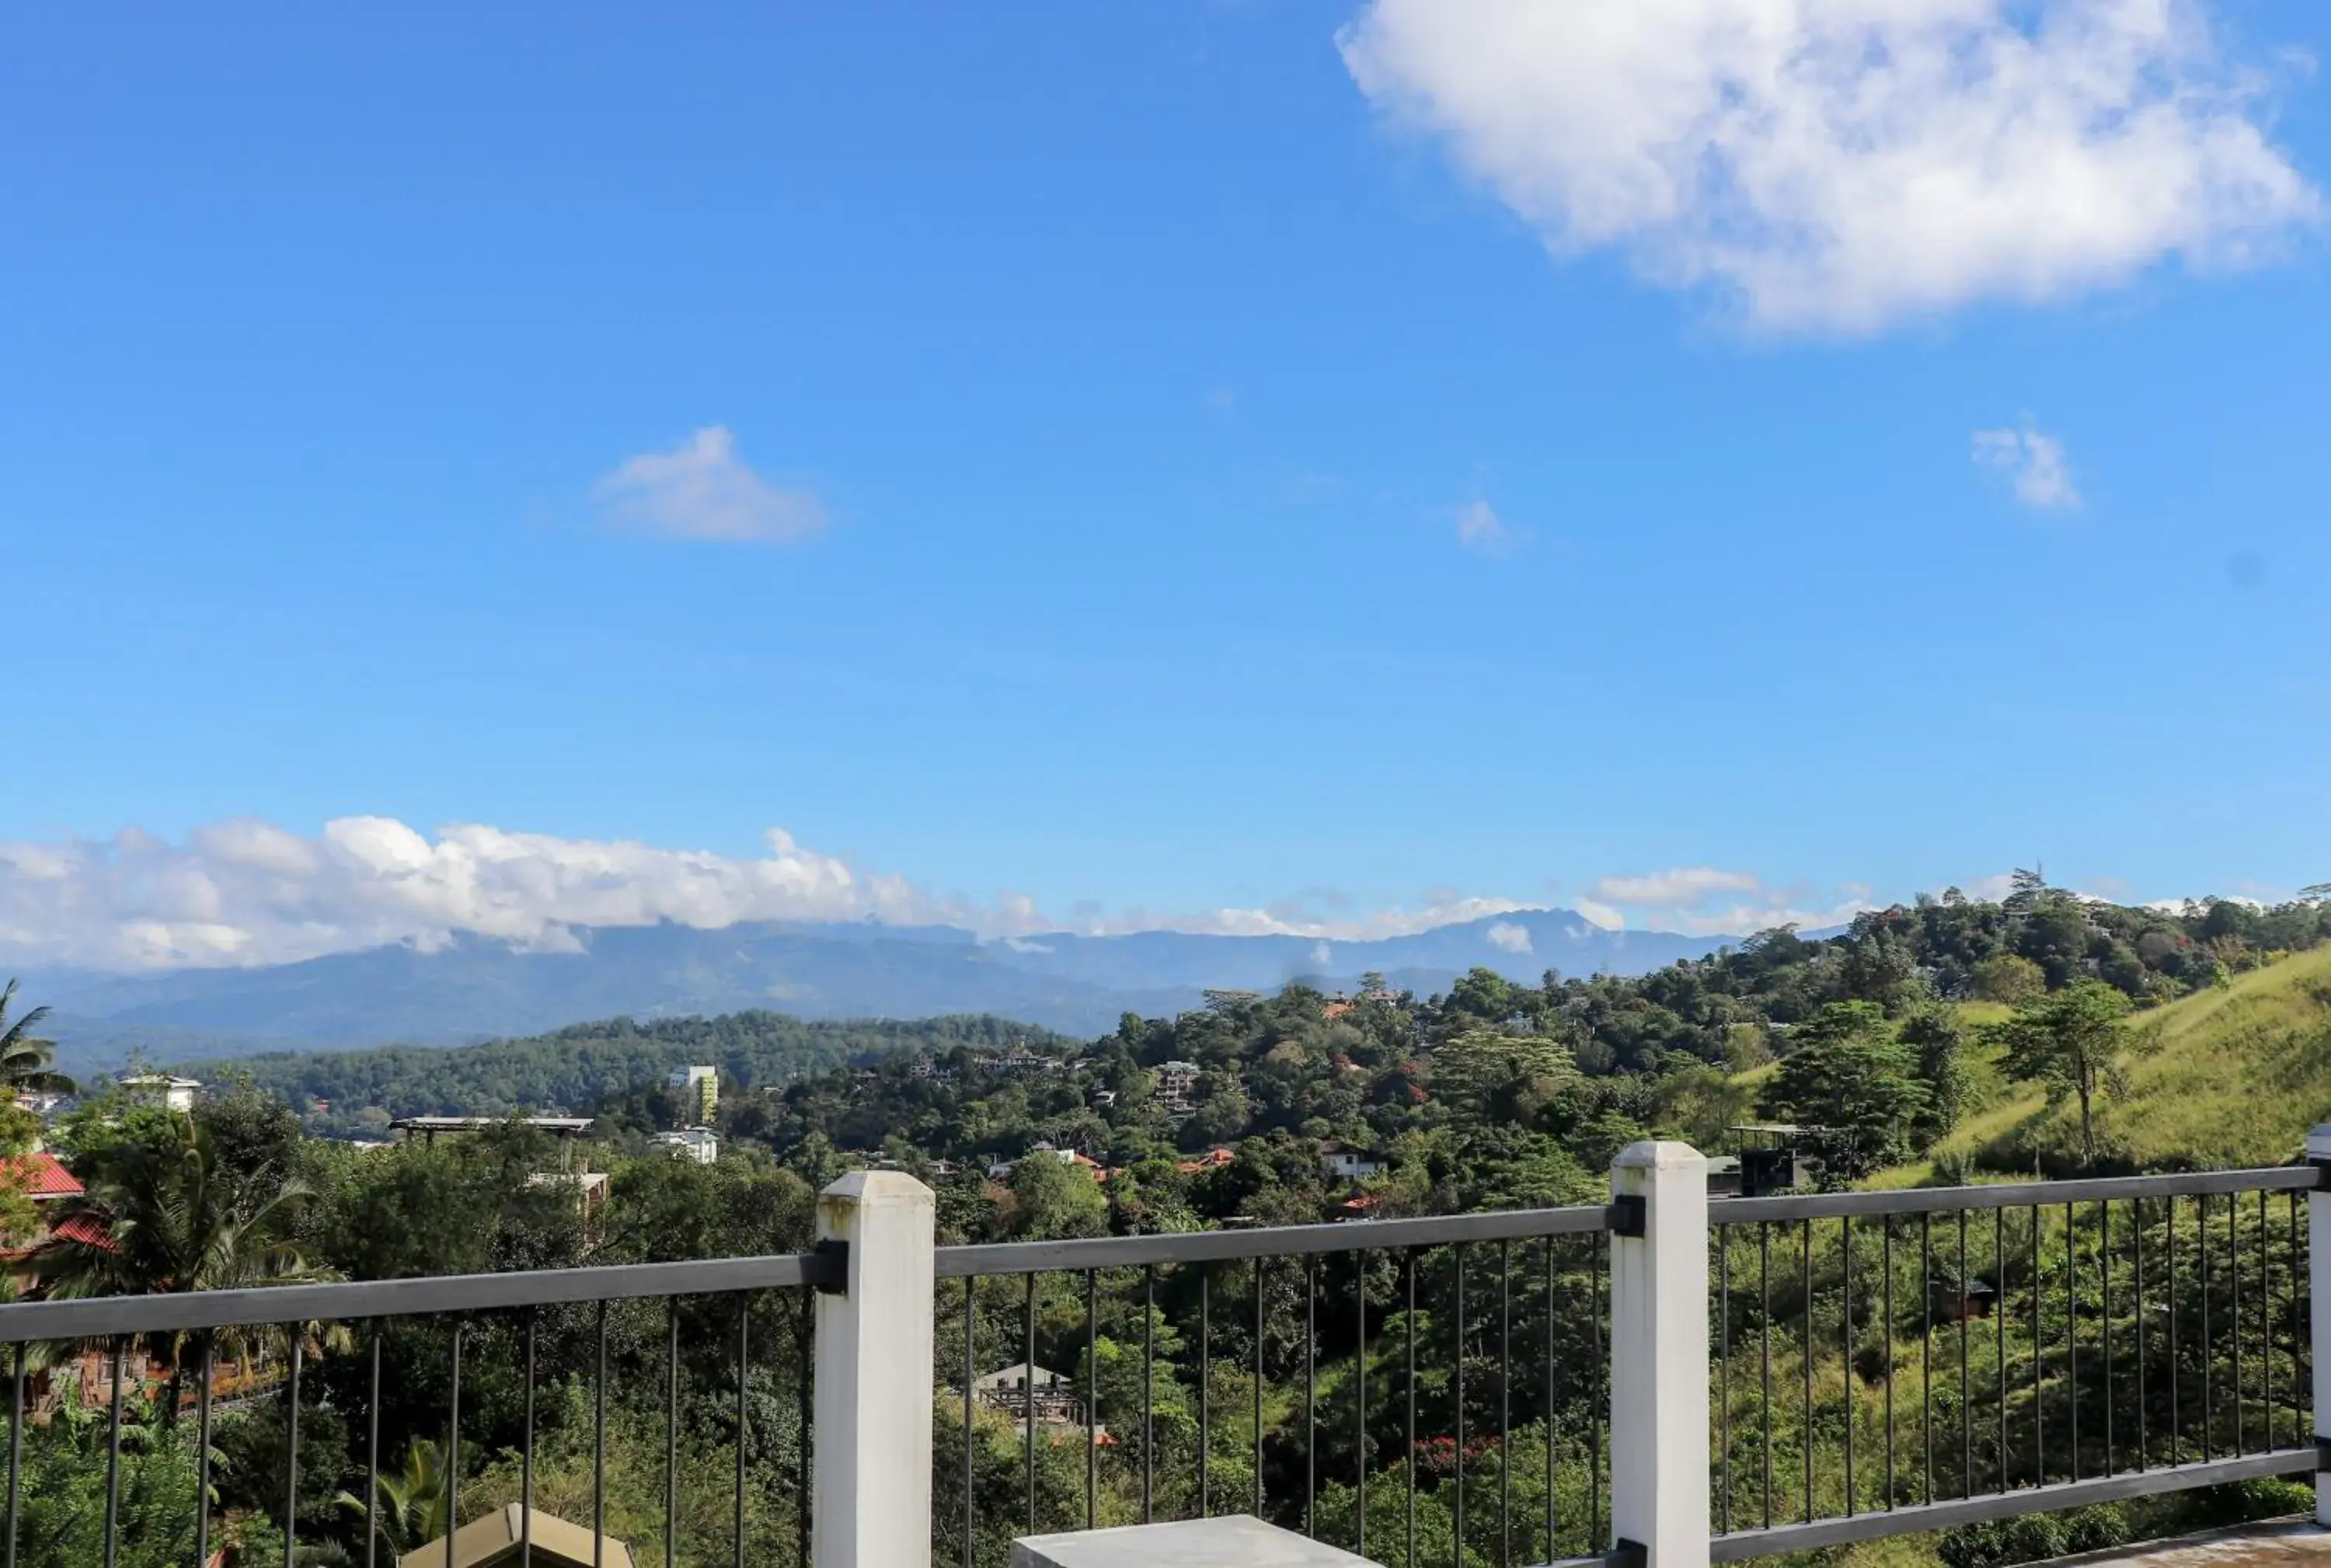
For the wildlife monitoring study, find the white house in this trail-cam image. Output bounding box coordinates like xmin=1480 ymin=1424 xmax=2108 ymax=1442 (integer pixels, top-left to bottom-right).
xmin=1319 ymin=1141 xmax=1385 ymax=1182
xmin=651 ymin=1127 xmax=719 ymax=1165
xmin=118 ymin=1075 xmax=201 ymax=1113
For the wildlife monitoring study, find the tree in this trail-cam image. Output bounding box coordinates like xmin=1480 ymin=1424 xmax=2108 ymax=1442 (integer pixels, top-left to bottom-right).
xmin=1969 ymin=953 xmax=2046 ymax=1007
xmin=0 ymin=978 xmax=72 ymax=1095
xmin=1984 ymin=979 xmax=2133 ymax=1164
xmin=40 ymin=1113 xmax=342 ymax=1422
xmin=1762 ymin=1002 xmax=1929 ymax=1179
xmin=1434 ymin=1029 xmax=1579 ymax=1124
xmin=336 ymin=1438 xmax=447 ymax=1557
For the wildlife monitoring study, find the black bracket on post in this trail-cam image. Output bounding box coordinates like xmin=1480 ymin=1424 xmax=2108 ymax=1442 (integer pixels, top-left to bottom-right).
xmin=1608 ymin=1194 xmax=1646 ymax=1239
xmin=2315 ymin=1434 xmax=2331 ymax=1472
xmin=809 ymin=1238 xmax=850 ymax=1296
xmin=2310 ymin=1158 xmax=2331 ymax=1192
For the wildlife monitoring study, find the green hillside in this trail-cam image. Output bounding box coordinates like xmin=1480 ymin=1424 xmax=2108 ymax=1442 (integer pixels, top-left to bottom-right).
xmin=1868 ymin=946 xmax=2331 ymax=1183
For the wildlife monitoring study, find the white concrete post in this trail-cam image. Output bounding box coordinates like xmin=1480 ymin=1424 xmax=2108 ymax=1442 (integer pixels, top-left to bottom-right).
xmin=2307 ymin=1127 xmax=2331 ymax=1524
xmin=1609 ymin=1141 xmax=1710 ymax=1568
xmin=814 ymin=1171 xmax=937 ymax=1568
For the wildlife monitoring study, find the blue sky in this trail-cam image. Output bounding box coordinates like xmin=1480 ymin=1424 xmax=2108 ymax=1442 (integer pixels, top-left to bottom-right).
xmin=4 ymin=2 xmax=2329 ymax=967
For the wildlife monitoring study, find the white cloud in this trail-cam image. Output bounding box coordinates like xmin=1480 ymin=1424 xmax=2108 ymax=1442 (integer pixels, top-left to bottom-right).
xmin=0 ymin=819 xmax=964 ymax=971
xmin=1584 ymin=865 xmax=1876 ymax=936
xmin=1590 ymin=867 xmax=1761 ymax=905
xmin=595 ymin=426 xmax=825 ymax=543
xmin=1570 ymin=898 xmax=1626 ymax=931
xmin=1486 ymin=920 xmax=1535 ymax=953
xmin=1456 ymin=500 xmax=1514 ymax=553
xmin=1340 ymin=0 xmax=2319 ymax=333
xmin=0 ymin=818 xmax=1550 ymax=971
xmin=1973 ymin=423 xmax=2083 ymax=509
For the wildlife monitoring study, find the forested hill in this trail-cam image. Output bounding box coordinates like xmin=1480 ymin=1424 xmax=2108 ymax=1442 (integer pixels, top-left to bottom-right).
xmin=190 ymin=1012 xmax=1061 ymax=1132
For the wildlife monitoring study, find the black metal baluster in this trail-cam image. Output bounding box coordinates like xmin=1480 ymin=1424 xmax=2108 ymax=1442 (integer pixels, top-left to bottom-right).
xmin=104 ymin=1340 xmax=124 ymax=1568
xmin=1959 ymin=1210 xmax=1971 ymax=1500
xmin=1306 ymin=1256 xmax=1318 ymax=1539
xmin=1719 ymin=1226 xmax=1732 ymax=1534
xmin=1405 ymin=1249 xmax=1418 ymax=1568
xmin=1922 ymin=1212 xmax=1932 ymax=1505
xmin=1095 ymin=1270 xmax=1106 ymax=1531
xmin=4 ymin=1344 xmax=19 ymax=1568
xmin=2070 ymin=1202 xmax=2089 ymax=1482
xmin=3 ymin=1345 xmax=19 ymax=1568
xmin=2225 ymin=1193 xmax=2241 ymax=1458
xmin=2134 ymin=1200 xmax=2147 ymax=1472
xmin=1843 ymin=1218 xmax=1855 ymax=1517
xmin=1759 ymin=1221 xmax=1772 ymax=1529
xmin=1500 ymin=1242 xmax=1512 ymax=1568
xmin=1454 ymin=1243 xmax=1467 ymax=1566
xmin=734 ymin=1297 xmax=750 ymax=1568
xmin=2168 ymin=1197 xmax=2180 ymax=1463
xmin=2030 ymin=1206 xmax=2043 ymax=1485
xmin=669 ymin=1305 xmax=681 ymax=1568
xmin=361 ymin=1333 xmax=380 ymax=1568
xmin=1884 ymin=1218 xmax=1896 ymax=1511
xmin=1539 ymin=1239 xmax=1552 ymax=1562
xmin=524 ymin=1312 xmax=537 ymax=1568
xmin=2201 ymin=1193 xmax=2213 ymax=1461
xmin=2103 ymin=1204 xmax=2114 ymax=1477
xmin=200 ymin=1336 xmax=218 ymax=1568
xmin=2290 ymin=1192 xmax=2303 ymax=1451
xmin=1251 ymin=1262 xmax=1262 ymax=1523
xmin=443 ymin=1331 xmax=456 ymax=1568
xmin=595 ymin=1302 xmax=607 ymax=1568
xmin=1591 ymin=1235 xmax=1604 ymax=1551
xmin=2247 ymin=1188 xmax=2266 ymax=1454
xmin=1354 ymin=1250 xmax=1368 ymax=1565
xmin=287 ymin=1335 xmax=305 ymax=1568
xmin=1801 ymin=1219 xmax=1813 ymax=1524
xmin=1145 ymin=1266 xmax=1155 ymax=1525
xmin=796 ymin=1291 xmax=812 ymax=1568
xmin=1995 ymin=1208 xmax=2006 ymax=1491
xmin=963 ymin=1281 xmax=975 ymax=1568
xmin=1026 ymin=1273 xmax=1040 ymax=1529
xmin=1352 ymin=1249 xmax=1361 ymax=1566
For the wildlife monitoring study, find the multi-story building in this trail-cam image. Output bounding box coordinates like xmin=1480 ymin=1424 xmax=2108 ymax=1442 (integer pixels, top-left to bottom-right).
xmin=668 ymin=1065 xmax=718 ymax=1125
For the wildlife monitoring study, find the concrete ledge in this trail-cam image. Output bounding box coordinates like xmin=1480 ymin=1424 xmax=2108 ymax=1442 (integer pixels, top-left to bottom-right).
xmin=1011 ymin=1516 xmax=1384 ymax=1568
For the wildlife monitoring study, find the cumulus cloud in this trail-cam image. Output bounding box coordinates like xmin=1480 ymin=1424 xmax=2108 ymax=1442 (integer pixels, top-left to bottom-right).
xmin=595 ymin=426 xmax=825 ymax=543
xmin=0 ymin=818 xmax=1550 ymax=971
xmin=1340 ymin=0 xmax=2319 ymax=333
xmin=0 ymin=818 xmax=967 ymax=970
xmin=1584 ymin=865 xmax=1876 ymax=936
xmin=1570 ymin=898 xmax=1626 ymax=932
xmin=1973 ymin=423 xmax=2083 ymax=510
xmin=1486 ymin=921 xmax=1535 ymax=953
xmin=1455 ymin=500 xmax=1515 ymax=554
xmin=1590 ymin=867 xmax=1761 ymax=906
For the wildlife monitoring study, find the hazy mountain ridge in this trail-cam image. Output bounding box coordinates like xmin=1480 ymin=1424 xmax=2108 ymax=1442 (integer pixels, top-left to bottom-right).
xmin=25 ymin=909 xmax=1732 ymax=1072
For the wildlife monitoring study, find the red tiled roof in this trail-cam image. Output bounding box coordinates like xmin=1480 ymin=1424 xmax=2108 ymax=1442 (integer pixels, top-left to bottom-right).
xmin=47 ymin=1211 xmax=113 ymax=1250
xmin=2 ymin=1154 xmax=82 ymax=1200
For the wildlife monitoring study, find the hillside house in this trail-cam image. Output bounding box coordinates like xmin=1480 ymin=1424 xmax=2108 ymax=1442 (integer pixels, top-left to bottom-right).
xmin=1319 ymin=1141 xmax=1385 ymax=1182
xmin=650 ymin=1127 xmax=718 ymax=1165
xmin=974 ymin=1363 xmax=1084 ymax=1427
xmin=118 ymin=1075 xmax=201 ymax=1113
xmin=1155 ymin=1060 xmax=1202 ymax=1115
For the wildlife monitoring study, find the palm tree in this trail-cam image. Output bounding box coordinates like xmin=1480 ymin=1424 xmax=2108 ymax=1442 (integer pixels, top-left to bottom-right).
xmin=335 ymin=1438 xmax=448 ymax=1557
xmin=0 ymin=978 xmax=73 ymax=1096
xmin=37 ymin=1113 xmax=342 ymax=1422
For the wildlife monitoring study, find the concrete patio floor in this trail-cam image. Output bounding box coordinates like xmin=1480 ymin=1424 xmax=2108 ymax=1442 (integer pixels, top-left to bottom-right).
xmin=2037 ymin=1520 xmax=2331 ymax=1568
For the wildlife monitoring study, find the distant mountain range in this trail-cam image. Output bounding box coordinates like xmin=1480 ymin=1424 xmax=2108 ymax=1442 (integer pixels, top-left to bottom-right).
xmin=22 ymin=910 xmax=1733 ymax=1073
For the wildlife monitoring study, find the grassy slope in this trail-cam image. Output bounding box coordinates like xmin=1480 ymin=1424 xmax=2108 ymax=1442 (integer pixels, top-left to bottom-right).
xmin=1866 ymin=946 xmax=2331 ymax=1181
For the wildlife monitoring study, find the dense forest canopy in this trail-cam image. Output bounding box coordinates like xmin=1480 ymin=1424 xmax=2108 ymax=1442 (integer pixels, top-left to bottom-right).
xmin=8 ymin=880 xmax=2326 ymax=1566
